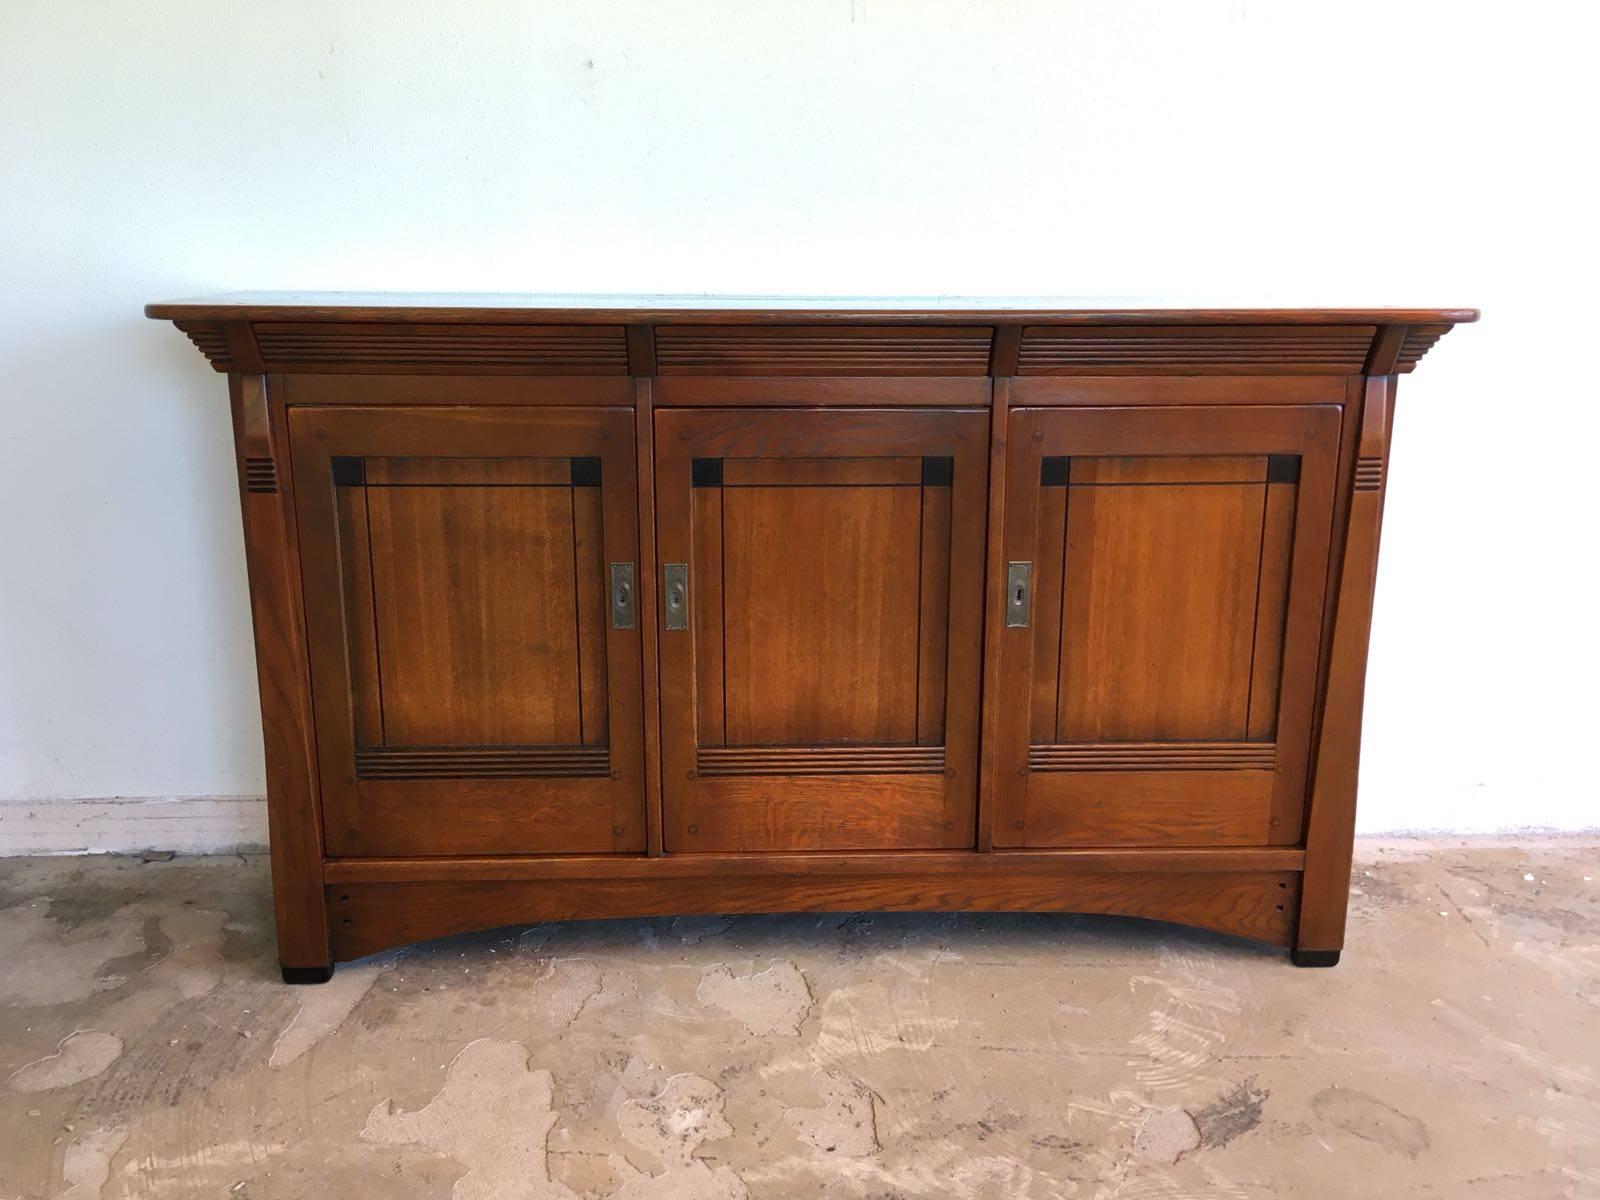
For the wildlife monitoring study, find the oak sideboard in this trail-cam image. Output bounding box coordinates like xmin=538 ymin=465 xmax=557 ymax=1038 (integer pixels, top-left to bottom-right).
xmin=148 ymin=295 xmax=1475 ymax=981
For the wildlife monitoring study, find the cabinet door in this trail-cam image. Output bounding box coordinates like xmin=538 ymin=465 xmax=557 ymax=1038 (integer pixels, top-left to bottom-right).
xmin=656 ymin=408 xmax=988 ymax=852
xmin=992 ymin=405 xmax=1339 ymax=847
xmin=289 ymin=406 xmax=644 ymax=857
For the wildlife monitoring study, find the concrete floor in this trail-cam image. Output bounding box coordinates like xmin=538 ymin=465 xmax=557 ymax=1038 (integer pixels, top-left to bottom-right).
xmin=0 ymin=840 xmax=1595 ymax=1199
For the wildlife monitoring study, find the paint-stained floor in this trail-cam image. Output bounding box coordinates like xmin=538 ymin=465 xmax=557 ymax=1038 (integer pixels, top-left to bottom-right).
xmin=0 ymin=839 xmax=1595 ymax=1199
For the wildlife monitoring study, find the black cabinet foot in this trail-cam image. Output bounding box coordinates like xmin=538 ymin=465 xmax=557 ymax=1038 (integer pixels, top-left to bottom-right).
xmin=1291 ymin=948 xmax=1341 ymax=968
xmin=281 ymin=964 xmax=334 ymax=984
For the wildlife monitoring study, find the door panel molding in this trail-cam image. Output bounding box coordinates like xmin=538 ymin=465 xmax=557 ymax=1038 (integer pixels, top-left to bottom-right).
xmin=990 ymin=405 xmax=1340 ymax=849
xmin=289 ymin=405 xmax=645 ymax=857
xmin=654 ymin=407 xmax=988 ymax=852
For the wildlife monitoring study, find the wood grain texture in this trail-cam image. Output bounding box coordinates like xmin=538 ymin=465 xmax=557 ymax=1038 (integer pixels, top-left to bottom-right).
xmin=147 ymin=294 xmax=1477 ymax=326
xmin=290 ymin=404 xmax=645 ymax=858
xmin=917 ymin=481 xmax=952 ymax=745
xmin=283 ymin=374 xmax=633 ymax=407
xmin=354 ymin=745 xmax=609 ymax=779
xmin=155 ymin=300 xmax=1469 ymax=970
xmin=993 ymin=403 xmax=1339 ymax=852
xmin=975 ymin=378 xmax=1013 ymax=853
xmin=1017 ymin=325 xmax=1377 ymax=374
xmin=633 ymin=380 xmax=666 ymax=856
xmin=1397 ymin=324 xmax=1452 ymax=372
xmin=721 ymin=482 xmax=923 ymax=744
xmin=1010 ymin=376 xmax=1350 ymax=408
xmin=655 ymin=405 xmax=987 ymax=854
xmin=1057 ymin=474 xmax=1267 ymax=741
xmin=653 ymin=377 xmax=989 ymax=407
xmin=1015 ymin=772 xmax=1275 ymax=847
xmin=176 ymin=321 xmax=233 ymax=371
xmin=1028 ymin=480 xmax=1067 ymax=742
xmin=1248 ymin=481 xmax=1297 ymax=739
xmin=1298 ymin=376 xmax=1396 ymax=956
xmin=153 ymin=304 xmax=1474 ymax=386
xmin=254 ymin=322 xmax=628 ymax=374
xmin=324 ymin=845 xmax=1308 ymax=881
xmin=327 ymin=868 xmax=1301 ymax=961
xmin=656 ymin=326 xmax=993 ymax=375
xmin=230 ymin=375 xmax=329 ymax=971
xmin=696 ymin=745 xmax=944 ymax=776
xmin=1029 ymin=743 xmax=1276 ymax=770
xmin=364 ymin=480 xmax=582 ymax=745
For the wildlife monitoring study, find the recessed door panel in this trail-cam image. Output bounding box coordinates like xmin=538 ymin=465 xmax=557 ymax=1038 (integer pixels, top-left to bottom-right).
xmin=657 ymin=409 xmax=987 ymax=852
xmin=721 ymin=470 xmax=924 ymax=745
xmin=290 ymin=406 xmax=643 ymax=857
xmin=992 ymin=406 xmax=1339 ymax=848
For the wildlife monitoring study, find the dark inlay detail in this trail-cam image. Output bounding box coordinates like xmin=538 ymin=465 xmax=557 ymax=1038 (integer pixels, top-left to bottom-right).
xmin=1267 ymin=455 xmax=1301 ymax=484
xmin=921 ymin=456 xmax=954 ymax=486
xmin=244 ymin=457 xmax=278 ymax=494
xmin=692 ymin=457 xmax=724 ymax=488
xmin=1040 ymin=456 xmax=1071 ymax=487
xmin=331 ymin=456 xmax=365 ymax=487
xmin=570 ymin=456 xmax=602 ymax=487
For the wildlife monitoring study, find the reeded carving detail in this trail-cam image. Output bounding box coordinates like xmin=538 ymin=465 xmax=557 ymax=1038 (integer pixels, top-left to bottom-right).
xmin=697 ymin=745 xmax=945 ymax=777
xmin=355 ymin=745 xmax=609 ymax=780
xmin=253 ymin=323 xmax=629 ymax=374
xmin=656 ymin=326 xmax=993 ymax=375
xmin=174 ymin=321 xmax=233 ymax=372
xmin=1353 ymin=457 xmax=1384 ymax=492
xmin=1396 ymin=324 xmax=1452 ymax=372
xmin=1029 ymin=742 xmax=1276 ymax=772
xmin=1018 ymin=325 xmax=1377 ymax=374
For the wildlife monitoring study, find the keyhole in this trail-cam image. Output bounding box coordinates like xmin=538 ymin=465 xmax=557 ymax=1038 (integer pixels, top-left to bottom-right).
xmin=1013 ymin=584 xmax=1025 ymax=606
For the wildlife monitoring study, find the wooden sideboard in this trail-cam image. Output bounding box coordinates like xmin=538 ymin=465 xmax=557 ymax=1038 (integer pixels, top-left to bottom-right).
xmin=147 ymin=295 xmax=1475 ymax=981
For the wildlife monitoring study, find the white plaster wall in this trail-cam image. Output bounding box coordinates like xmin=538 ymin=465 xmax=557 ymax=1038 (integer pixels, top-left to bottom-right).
xmin=1 ymin=0 xmax=1595 ymax=844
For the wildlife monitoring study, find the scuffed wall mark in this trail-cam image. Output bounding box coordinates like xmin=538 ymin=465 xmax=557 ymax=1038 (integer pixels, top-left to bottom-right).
xmin=609 ymin=1073 xmax=748 ymax=1199
xmin=362 ymin=1038 xmax=576 ymax=1199
xmin=144 ymin=907 xmax=227 ymax=999
xmin=785 ymin=1069 xmax=881 ymax=1156
xmin=271 ymin=951 xmax=402 ymax=1067
xmin=1311 ymin=1086 xmax=1431 ymax=1158
xmin=8 ymin=1030 xmax=124 ymax=1092
xmin=1193 ymin=1077 xmax=1268 ymax=1149
xmin=697 ymin=962 xmax=813 ymax=1036
xmin=0 ymin=900 xmax=142 ymax=1006
xmin=1131 ymin=1105 xmax=1200 ymax=1164
xmin=59 ymin=1125 xmax=127 ymax=1200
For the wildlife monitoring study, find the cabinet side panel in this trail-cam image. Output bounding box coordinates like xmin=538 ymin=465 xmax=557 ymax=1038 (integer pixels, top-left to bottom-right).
xmin=1298 ymin=377 xmax=1396 ymax=955
xmin=233 ymin=374 xmax=329 ymax=971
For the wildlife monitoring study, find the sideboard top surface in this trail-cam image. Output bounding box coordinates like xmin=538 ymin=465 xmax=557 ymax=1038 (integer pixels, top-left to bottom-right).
xmin=147 ymin=292 xmax=1478 ymax=327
